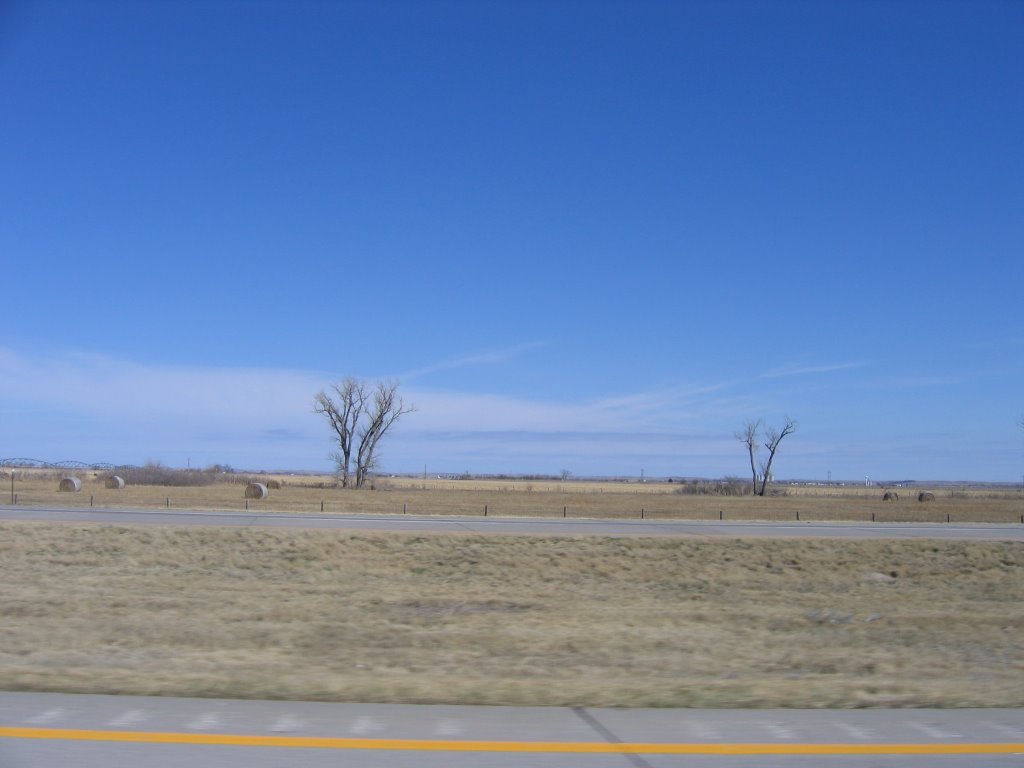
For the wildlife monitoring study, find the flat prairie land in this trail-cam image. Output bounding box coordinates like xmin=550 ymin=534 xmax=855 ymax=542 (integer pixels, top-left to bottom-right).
xmin=5 ymin=471 xmax=1023 ymax=523
xmin=0 ymin=521 xmax=1021 ymax=707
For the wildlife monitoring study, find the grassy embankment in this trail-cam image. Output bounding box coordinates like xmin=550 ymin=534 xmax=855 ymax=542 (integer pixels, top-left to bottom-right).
xmin=0 ymin=521 xmax=1021 ymax=707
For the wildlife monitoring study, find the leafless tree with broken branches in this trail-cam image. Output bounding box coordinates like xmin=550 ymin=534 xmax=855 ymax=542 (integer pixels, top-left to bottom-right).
xmin=737 ymin=416 xmax=797 ymax=496
xmin=759 ymin=416 xmax=797 ymax=496
xmin=314 ymin=378 xmax=414 ymax=488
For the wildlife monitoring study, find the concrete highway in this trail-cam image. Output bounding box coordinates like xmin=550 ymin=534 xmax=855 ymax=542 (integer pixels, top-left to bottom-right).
xmin=2 ymin=504 xmax=1024 ymax=540
xmin=2 ymin=692 xmax=1023 ymax=768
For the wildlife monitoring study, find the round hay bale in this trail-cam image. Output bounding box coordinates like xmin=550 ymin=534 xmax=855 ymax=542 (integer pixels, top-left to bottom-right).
xmin=245 ymin=482 xmax=269 ymax=499
xmin=265 ymin=479 xmax=282 ymax=490
xmin=882 ymin=491 xmax=898 ymax=501
xmin=104 ymin=475 xmax=125 ymax=489
xmin=918 ymin=491 xmax=935 ymax=502
xmin=58 ymin=476 xmax=82 ymax=492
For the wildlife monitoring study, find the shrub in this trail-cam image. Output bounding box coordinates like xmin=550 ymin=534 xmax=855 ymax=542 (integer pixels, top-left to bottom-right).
xmin=116 ymin=463 xmax=222 ymax=487
xmin=676 ymin=477 xmax=749 ymax=496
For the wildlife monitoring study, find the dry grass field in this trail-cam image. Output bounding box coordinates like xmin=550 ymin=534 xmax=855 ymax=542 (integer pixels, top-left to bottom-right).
xmin=4 ymin=469 xmax=1023 ymax=524
xmin=0 ymin=521 xmax=1021 ymax=708
xmin=4 ymin=469 xmax=1021 ymax=706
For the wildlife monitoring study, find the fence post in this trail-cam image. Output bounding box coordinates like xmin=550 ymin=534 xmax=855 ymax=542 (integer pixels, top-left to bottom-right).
xmin=404 ymin=503 xmax=407 ymax=514
xmin=484 ymin=504 xmax=488 ymax=516
xmin=872 ymin=512 xmax=875 ymax=522
xmin=796 ymin=510 xmax=799 ymax=521
xmin=90 ymin=495 xmax=94 ymax=507
xmin=719 ymin=510 xmax=723 ymax=520
xmin=641 ymin=507 xmax=644 ymax=519
xmin=563 ymin=506 xmax=566 ymax=518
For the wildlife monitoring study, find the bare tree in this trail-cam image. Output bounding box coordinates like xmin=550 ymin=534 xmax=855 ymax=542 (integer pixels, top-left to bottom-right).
xmin=314 ymin=378 xmax=414 ymax=488
xmin=735 ymin=419 xmax=761 ymax=495
xmin=313 ymin=378 xmax=366 ymax=488
xmin=737 ymin=416 xmax=797 ymax=496
xmin=354 ymin=381 xmax=415 ymax=489
xmin=758 ymin=416 xmax=797 ymax=496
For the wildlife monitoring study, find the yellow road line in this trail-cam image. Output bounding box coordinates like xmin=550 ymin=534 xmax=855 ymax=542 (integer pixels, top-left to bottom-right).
xmin=1 ymin=727 xmax=1022 ymax=755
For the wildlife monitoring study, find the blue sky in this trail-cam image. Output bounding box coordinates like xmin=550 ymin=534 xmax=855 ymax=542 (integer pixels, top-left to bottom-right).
xmin=1 ymin=0 xmax=1022 ymax=481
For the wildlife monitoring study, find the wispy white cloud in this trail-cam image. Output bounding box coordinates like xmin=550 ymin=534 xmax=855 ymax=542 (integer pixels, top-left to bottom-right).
xmin=398 ymin=341 xmax=547 ymax=381
xmin=401 ymin=379 xmax=754 ymax=436
xmin=590 ymin=381 xmax=734 ymax=413
xmin=0 ymin=345 xmax=749 ymax=470
xmin=2 ymin=346 xmax=1015 ymax=480
xmin=0 ymin=346 xmax=791 ymax=447
xmin=864 ymin=374 xmax=970 ymax=390
xmin=0 ymin=346 xmax=324 ymax=424
xmin=0 ymin=346 xmax=330 ymax=470
xmin=758 ymin=361 xmax=868 ymax=379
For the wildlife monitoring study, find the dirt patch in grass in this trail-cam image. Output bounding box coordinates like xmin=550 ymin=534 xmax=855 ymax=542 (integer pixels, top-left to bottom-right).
xmin=0 ymin=522 xmax=1021 ymax=707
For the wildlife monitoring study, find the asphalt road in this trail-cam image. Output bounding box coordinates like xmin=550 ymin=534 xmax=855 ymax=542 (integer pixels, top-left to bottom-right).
xmin=1 ymin=504 xmax=1023 ymax=540
xmin=2 ymin=693 xmax=1022 ymax=768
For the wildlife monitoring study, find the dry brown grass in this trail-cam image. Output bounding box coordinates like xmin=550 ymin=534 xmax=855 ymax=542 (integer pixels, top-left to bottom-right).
xmin=5 ymin=470 xmax=1023 ymax=524
xmin=0 ymin=521 xmax=1021 ymax=707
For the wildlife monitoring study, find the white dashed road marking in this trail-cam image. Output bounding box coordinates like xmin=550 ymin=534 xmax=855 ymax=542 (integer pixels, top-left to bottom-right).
xmin=349 ymin=715 xmax=385 ymax=735
xmin=835 ymin=722 xmax=876 ymax=741
xmin=26 ymin=709 xmax=65 ymax=725
xmin=759 ymin=721 xmax=797 ymax=740
xmin=684 ymin=720 xmax=722 ymax=740
xmin=910 ymin=721 xmax=963 ymax=739
xmin=988 ymin=722 xmax=1024 ymax=739
xmin=433 ymin=719 xmax=464 ymax=736
xmin=107 ymin=710 xmax=148 ymax=728
xmin=269 ymin=714 xmax=305 ymax=733
xmin=186 ymin=712 xmax=223 ymax=731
